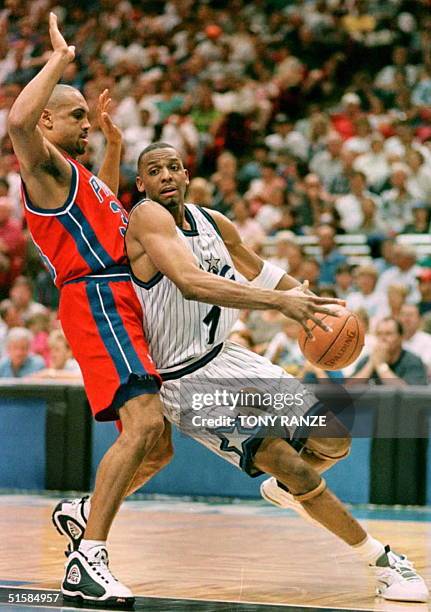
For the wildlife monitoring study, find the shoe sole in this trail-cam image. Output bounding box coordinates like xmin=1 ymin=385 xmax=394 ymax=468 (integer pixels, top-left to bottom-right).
xmin=63 ymin=593 xmax=135 ymax=609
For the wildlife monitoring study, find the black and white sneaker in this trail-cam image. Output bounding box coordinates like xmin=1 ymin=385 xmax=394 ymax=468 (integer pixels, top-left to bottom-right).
xmin=62 ymin=546 xmax=134 ymax=609
xmin=52 ymin=497 xmax=90 ymax=553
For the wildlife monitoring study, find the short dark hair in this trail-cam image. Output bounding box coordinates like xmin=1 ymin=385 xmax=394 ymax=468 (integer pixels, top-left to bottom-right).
xmin=378 ymin=317 xmax=404 ymax=336
xmin=137 ymin=142 xmax=178 ymax=171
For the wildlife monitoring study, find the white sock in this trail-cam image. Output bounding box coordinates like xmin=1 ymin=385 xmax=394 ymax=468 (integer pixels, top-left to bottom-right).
xmin=351 ymin=535 xmax=385 ymax=565
xmin=79 ymin=539 xmax=106 ymax=557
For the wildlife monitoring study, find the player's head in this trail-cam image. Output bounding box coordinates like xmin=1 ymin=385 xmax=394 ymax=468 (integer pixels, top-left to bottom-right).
xmin=136 ymin=142 xmax=189 ymax=210
xmin=39 ymin=84 xmax=90 ymax=157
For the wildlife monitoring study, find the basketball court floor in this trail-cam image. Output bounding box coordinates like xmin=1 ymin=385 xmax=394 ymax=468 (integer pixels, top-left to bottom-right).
xmin=1 ymin=494 xmax=430 ymax=612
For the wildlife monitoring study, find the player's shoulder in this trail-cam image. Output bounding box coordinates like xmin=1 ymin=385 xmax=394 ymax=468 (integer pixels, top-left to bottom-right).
xmin=128 ymin=197 xmax=175 ymax=230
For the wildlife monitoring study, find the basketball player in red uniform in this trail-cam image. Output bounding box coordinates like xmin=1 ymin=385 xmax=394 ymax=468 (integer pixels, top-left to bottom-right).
xmin=7 ymin=13 xmax=171 ymax=608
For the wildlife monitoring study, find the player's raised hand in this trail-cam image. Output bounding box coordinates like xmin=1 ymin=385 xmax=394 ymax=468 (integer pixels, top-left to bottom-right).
xmin=97 ymin=89 xmax=122 ymax=145
xmin=49 ymin=12 xmax=75 ymax=62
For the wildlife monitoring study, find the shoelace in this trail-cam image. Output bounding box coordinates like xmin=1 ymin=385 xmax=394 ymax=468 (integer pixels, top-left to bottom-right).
xmin=88 ymin=553 xmax=119 ymax=584
xmin=386 ymin=552 xmax=419 ymax=581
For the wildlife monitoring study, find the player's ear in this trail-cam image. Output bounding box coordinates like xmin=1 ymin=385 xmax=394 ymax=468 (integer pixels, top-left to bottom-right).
xmin=40 ymin=109 xmax=53 ymax=130
xmin=184 ymin=168 xmax=190 ymax=186
xmin=136 ymin=175 xmax=145 ymax=193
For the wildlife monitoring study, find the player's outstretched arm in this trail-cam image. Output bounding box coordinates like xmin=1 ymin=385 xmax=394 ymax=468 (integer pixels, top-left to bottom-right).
xmin=97 ymin=89 xmax=122 ymax=196
xmin=8 ymin=13 xmax=74 ymax=172
xmin=127 ymin=202 xmax=344 ymax=337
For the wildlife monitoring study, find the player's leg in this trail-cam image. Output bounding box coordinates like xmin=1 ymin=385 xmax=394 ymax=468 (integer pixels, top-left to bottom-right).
xmin=254 ymin=437 xmax=428 ymax=602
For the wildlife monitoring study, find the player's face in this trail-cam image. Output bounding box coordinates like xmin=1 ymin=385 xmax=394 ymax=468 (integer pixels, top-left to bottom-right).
xmin=137 ymin=148 xmax=189 ymax=209
xmin=44 ymin=93 xmax=91 ymax=157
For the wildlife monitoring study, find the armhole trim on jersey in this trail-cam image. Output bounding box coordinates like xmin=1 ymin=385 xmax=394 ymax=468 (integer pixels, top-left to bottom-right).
xmin=129 ymin=267 xmax=164 ymax=290
xmin=181 ymin=206 xmax=199 ymax=236
xmin=196 ymin=206 xmax=223 ymax=238
xmin=22 ymin=160 xmax=79 ymax=216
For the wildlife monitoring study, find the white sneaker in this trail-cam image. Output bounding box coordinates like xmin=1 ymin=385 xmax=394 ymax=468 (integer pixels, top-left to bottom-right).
xmin=52 ymin=497 xmax=90 ymax=552
xmin=62 ymin=546 xmax=134 ymax=609
xmin=260 ymin=477 xmax=321 ymax=527
xmin=373 ymin=545 xmax=429 ymax=602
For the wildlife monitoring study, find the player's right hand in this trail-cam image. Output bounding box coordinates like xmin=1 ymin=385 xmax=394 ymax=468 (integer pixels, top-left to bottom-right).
xmin=279 ymin=292 xmax=345 ymax=339
xmin=49 ymin=12 xmax=75 ymax=62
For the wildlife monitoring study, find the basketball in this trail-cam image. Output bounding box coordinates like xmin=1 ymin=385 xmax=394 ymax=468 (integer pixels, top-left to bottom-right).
xmin=298 ymin=306 xmax=365 ymax=370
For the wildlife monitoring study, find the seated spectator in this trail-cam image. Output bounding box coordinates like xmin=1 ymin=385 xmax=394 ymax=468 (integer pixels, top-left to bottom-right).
xmin=268 ymin=234 xmax=303 ymax=275
xmin=347 ymin=265 xmax=386 ymax=320
xmin=309 ymin=132 xmax=343 ymax=189
xmin=188 ymin=177 xmax=213 ymax=207
xmin=353 ymin=133 xmax=390 ymax=193
xmin=315 ymin=224 xmax=347 ymax=285
xmin=9 ymin=276 xmax=47 ymax=323
xmin=123 ymin=107 xmax=155 ymax=168
xmin=331 ymin=92 xmax=363 ymax=141
xmin=334 ymin=263 xmax=354 ymax=300
xmin=417 ymin=268 xmax=431 ymax=315
xmin=374 ymin=47 xmax=418 ymax=93
xmin=211 ymin=151 xmax=238 ymax=190
xmin=0 ymin=196 xmax=26 ymax=300
xmin=211 ymin=176 xmax=240 ymax=216
xmin=403 ymin=202 xmax=431 ymax=234
xmin=0 ymin=327 xmax=45 ymax=378
xmin=294 ymin=173 xmax=334 ymax=231
xmin=255 ymin=186 xmax=286 ymax=234
xmin=231 ymin=199 xmax=266 ymax=251
xmin=30 ymin=330 xmax=81 ymax=380
xmin=380 ymin=164 xmax=417 ymax=233
xmin=374 ymin=238 xmax=396 ymax=274
xmin=342 ymin=308 xmax=377 ymax=377
xmin=265 ymin=113 xmax=309 ymax=161
xmin=351 ymin=318 xmax=428 ymax=385
xmin=246 ymin=161 xmax=286 ymax=210
xmin=375 ymin=245 xmax=420 ymax=305
xmin=247 ymin=309 xmax=285 ymax=355
xmin=264 ymin=318 xmax=304 ymax=375
xmin=335 ymin=171 xmax=381 ymax=233
xmin=399 ymin=304 xmax=431 ymax=373
xmin=300 ymin=257 xmax=321 ymax=294
xmin=26 ymin=312 xmax=50 ymax=365
xmin=405 ymin=150 xmax=431 ymax=203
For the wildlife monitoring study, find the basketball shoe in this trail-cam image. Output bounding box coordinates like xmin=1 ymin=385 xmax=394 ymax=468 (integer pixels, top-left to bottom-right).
xmin=372 ymin=545 xmax=429 ymax=602
xmin=62 ymin=545 xmax=134 ymax=608
xmin=52 ymin=496 xmax=90 ymax=553
xmin=260 ymin=477 xmax=321 ymax=527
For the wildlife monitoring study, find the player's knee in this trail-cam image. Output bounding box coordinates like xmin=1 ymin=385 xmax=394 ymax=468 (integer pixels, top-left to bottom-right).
xmin=119 ymin=402 xmax=165 ymax=456
xmin=307 ymin=436 xmax=351 ymax=462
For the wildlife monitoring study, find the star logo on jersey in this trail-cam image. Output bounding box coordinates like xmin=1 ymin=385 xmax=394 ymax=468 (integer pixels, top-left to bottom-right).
xmin=211 ymin=418 xmax=261 ymax=457
xmin=205 ymin=254 xmax=221 ymax=274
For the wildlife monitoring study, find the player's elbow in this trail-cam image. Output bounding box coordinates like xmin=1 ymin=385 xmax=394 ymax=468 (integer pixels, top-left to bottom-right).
xmin=7 ymin=110 xmax=28 ymax=133
xmin=177 ymin=273 xmax=205 ymax=301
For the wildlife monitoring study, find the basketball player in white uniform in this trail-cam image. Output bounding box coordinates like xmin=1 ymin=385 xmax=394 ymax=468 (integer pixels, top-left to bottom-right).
xmin=56 ymin=142 xmax=428 ymax=603
xmin=125 ymin=142 xmax=428 ymax=603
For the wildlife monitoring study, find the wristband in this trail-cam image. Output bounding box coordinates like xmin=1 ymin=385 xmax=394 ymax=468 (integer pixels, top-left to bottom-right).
xmin=250 ymin=260 xmax=286 ymax=290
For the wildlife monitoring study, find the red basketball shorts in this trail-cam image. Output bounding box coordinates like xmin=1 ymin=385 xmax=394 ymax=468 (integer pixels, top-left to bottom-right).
xmin=59 ymin=272 xmax=161 ymax=421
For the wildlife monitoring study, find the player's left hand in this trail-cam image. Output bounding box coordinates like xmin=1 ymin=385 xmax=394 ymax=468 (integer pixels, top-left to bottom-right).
xmin=97 ymin=89 xmax=122 ymax=145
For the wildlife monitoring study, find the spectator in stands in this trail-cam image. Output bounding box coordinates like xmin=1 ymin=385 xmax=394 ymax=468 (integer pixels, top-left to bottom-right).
xmin=347 ymin=265 xmax=385 ymax=320
xmin=352 ymin=317 xmax=428 ymax=385
xmin=375 ymin=245 xmax=420 ymax=305
xmin=295 ymin=173 xmax=334 ymax=230
xmin=211 ymin=176 xmax=240 ymax=216
xmin=0 ymin=196 xmax=26 ymax=299
xmin=331 ymin=92 xmax=363 ymax=141
xmin=405 ymin=150 xmax=431 ymax=203
xmin=0 ymin=327 xmax=45 ymax=378
xmin=309 ymin=132 xmax=344 ymax=190
xmin=353 ymin=133 xmax=390 ymax=193
xmin=334 ymin=263 xmax=354 ymax=300
xmin=265 ymin=113 xmax=309 ymax=161
xmin=300 ymin=256 xmax=321 ymax=294
xmin=268 ymin=234 xmax=303 ymax=275
xmin=374 ymin=47 xmax=418 ymax=93
xmin=26 ymin=312 xmax=50 ymax=365
xmin=188 ymin=177 xmax=213 ymax=207
xmin=228 ymin=329 xmax=254 ymax=351
xmin=246 ymin=161 xmax=286 ymax=210
xmin=403 ymin=202 xmax=431 ymax=234
xmin=315 ymin=224 xmax=347 ymax=285
xmin=9 ymin=276 xmax=47 ymax=323
xmin=335 ymin=171 xmax=381 ymax=233
xmin=374 ymin=238 xmax=396 ymax=274
xmin=30 ymin=330 xmax=81 ymax=380
xmin=417 ymin=269 xmax=431 ymax=315
xmin=399 ymin=304 xmax=431 ymax=373
xmin=381 ymin=163 xmax=416 ymax=233
xmin=232 ymin=199 xmax=266 ymax=251
xmin=264 ymin=318 xmax=304 ymax=375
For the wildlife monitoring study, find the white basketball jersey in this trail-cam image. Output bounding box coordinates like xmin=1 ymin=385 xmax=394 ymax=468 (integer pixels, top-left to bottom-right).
xmin=131 ymin=203 xmax=241 ymax=370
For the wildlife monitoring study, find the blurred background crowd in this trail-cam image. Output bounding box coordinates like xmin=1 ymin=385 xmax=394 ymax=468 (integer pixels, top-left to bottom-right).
xmin=0 ymin=0 xmax=430 ymax=382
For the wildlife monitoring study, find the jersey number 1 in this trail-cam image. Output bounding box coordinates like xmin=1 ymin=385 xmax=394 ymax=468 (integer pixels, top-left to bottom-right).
xmin=203 ymin=306 xmax=221 ymax=345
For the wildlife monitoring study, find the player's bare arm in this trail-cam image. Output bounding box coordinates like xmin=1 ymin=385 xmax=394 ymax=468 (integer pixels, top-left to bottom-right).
xmin=97 ymin=89 xmax=122 ymax=196
xmin=7 ymin=13 xmax=75 ymax=208
xmin=126 ymin=201 xmax=343 ymax=336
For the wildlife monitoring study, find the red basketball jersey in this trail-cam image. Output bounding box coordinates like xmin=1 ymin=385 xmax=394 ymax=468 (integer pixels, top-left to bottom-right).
xmin=22 ymin=158 xmax=128 ymax=287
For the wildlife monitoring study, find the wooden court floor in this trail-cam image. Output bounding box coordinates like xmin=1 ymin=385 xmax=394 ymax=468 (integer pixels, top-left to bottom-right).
xmin=0 ymin=495 xmax=430 ymax=612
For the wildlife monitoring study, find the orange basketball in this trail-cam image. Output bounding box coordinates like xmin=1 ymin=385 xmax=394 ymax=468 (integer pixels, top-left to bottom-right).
xmin=298 ymin=307 xmax=365 ymax=370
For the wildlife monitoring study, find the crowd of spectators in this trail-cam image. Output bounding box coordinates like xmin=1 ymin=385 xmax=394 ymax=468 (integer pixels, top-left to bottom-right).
xmin=0 ymin=0 xmax=430 ymax=382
